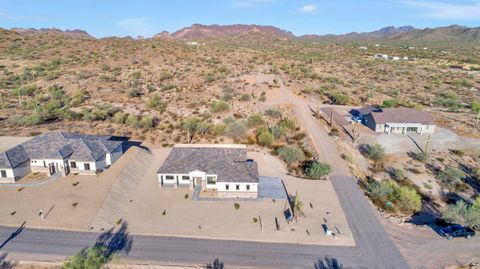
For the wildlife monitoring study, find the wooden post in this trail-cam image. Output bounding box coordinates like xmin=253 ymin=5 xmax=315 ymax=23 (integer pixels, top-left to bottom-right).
xmin=330 ymin=110 xmax=333 ymax=126
xmin=259 ymin=215 xmax=263 ymax=231
xmin=425 ymin=134 xmax=431 ymax=154
xmin=476 ymin=111 xmax=480 ymax=126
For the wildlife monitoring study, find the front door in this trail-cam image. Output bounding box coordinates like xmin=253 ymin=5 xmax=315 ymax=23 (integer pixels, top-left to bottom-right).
xmin=48 ymin=163 xmax=56 ymax=175
xmin=194 ymin=177 xmax=202 ymax=187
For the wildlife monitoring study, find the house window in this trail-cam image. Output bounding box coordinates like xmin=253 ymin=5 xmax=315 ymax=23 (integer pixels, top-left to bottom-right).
xmin=246 ymin=184 xmax=250 ymax=191
xmin=0 ymin=170 xmax=6 ymax=178
xmin=70 ymin=161 xmax=77 ymax=168
xmin=84 ymin=163 xmax=90 ymax=171
xmin=165 ymin=175 xmax=174 ymax=180
xmin=236 ymin=184 xmax=240 ymax=191
xmin=182 ymin=175 xmax=190 ymax=181
xmin=225 ymin=184 xmax=229 ymax=190
xmin=207 ymin=176 xmax=216 ymax=185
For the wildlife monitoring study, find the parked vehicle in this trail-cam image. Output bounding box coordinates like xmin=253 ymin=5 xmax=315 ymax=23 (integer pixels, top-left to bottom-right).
xmin=439 ymin=224 xmax=475 ymax=239
xmin=352 ymin=116 xmax=362 ymax=123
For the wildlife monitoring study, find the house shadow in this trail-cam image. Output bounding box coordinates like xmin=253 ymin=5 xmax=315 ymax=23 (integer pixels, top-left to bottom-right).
xmin=0 ymin=253 xmax=18 ymax=269
xmin=206 ymin=258 xmax=224 ymax=269
xmin=122 ymin=140 xmax=151 ymax=154
xmin=0 ymin=221 xmax=25 ymax=250
xmin=314 ymin=256 xmax=348 ymax=269
xmin=95 ymin=221 xmax=133 ymax=257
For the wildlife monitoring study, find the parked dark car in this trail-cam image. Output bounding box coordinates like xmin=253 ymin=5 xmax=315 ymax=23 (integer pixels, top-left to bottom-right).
xmin=439 ymin=224 xmax=475 ymax=239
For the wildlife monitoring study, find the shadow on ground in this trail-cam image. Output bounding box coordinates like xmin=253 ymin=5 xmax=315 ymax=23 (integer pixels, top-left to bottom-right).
xmin=95 ymin=221 xmax=133 ymax=256
xmin=314 ymin=256 xmax=349 ymax=269
xmin=206 ymin=258 xmax=224 ymax=269
xmin=0 ymin=222 xmax=25 ymax=250
xmin=0 ymin=253 xmax=18 ymax=269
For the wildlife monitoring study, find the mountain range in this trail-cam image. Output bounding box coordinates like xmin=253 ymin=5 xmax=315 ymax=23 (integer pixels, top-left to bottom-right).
xmin=7 ymin=24 xmax=480 ymax=42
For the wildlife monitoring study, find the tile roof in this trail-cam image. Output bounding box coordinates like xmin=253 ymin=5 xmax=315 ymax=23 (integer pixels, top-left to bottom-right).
xmin=370 ymin=108 xmax=435 ymax=125
xmin=158 ymin=145 xmax=259 ymax=183
xmin=353 ymin=106 xmax=382 ymax=115
xmin=0 ymin=132 xmax=124 ymax=168
xmin=0 ymin=145 xmax=29 ymax=169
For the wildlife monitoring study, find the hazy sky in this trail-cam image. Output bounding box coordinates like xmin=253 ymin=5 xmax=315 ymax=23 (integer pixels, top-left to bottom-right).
xmin=1 ymin=0 xmax=479 ymax=38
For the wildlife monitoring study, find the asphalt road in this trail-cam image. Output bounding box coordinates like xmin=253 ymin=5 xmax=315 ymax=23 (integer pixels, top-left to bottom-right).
xmin=0 ymin=78 xmax=411 ymax=268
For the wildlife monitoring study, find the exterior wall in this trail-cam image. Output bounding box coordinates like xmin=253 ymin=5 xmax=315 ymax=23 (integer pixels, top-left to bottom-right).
xmin=30 ymin=158 xmax=66 ymax=175
xmin=0 ymin=168 xmax=15 ymax=183
xmin=13 ymin=161 xmax=31 ymax=180
xmin=70 ymin=160 xmax=98 ymax=175
xmin=106 ymin=145 xmax=123 ymax=166
xmin=423 ymin=125 xmax=435 ymax=134
xmin=215 ymin=182 xmax=258 ymax=193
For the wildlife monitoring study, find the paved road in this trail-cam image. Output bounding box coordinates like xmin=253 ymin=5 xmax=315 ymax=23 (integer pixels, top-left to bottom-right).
xmin=0 ymin=76 xmax=411 ymax=268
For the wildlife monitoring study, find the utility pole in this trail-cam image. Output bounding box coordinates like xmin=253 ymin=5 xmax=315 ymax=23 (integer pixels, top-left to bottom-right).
xmin=330 ymin=110 xmax=333 ymax=126
xmin=424 ymin=134 xmax=431 ymax=154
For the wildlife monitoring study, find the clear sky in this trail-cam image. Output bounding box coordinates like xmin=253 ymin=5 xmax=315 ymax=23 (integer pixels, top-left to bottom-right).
xmin=0 ymin=0 xmax=479 ymax=38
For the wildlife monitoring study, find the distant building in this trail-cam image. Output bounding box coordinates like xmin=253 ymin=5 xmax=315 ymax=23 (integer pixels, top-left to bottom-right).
xmin=374 ymin=54 xmax=388 ymax=60
xmin=157 ymin=144 xmax=259 ymax=199
xmin=352 ymin=107 xmax=435 ymax=135
xmin=0 ymin=132 xmax=125 ymax=183
xmin=359 ymin=46 xmax=368 ymax=50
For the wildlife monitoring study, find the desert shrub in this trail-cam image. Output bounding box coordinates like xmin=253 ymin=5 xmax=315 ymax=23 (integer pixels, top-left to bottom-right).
xmin=413 ymin=152 xmax=428 ymax=162
xmin=367 ymin=180 xmax=421 ymax=214
xmin=139 ymin=115 xmax=154 ymax=129
xmin=277 ymin=146 xmax=306 ymax=165
xmin=210 ymin=100 xmax=230 ymax=113
xmin=113 ymin=112 xmax=127 ymax=124
xmin=212 ymin=123 xmax=226 ymax=136
xmin=13 ymin=85 xmax=37 ymax=96
xmin=442 ymin=200 xmax=480 ymax=230
xmin=382 ymin=99 xmax=397 ymax=108
xmin=278 ymin=117 xmax=296 ymax=130
xmin=328 ymin=92 xmax=350 ymax=105
xmin=204 ymin=73 xmax=216 ymax=83
xmin=271 ymin=125 xmax=288 ymax=140
xmin=265 ymin=108 xmax=282 ymax=118
xmin=125 ymin=114 xmax=140 ymax=128
xmin=247 ymin=113 xmax=265 ymax=127
xmin=472 ymin=102 xmax=480 ymax=113
xmin=148 ymin=94 xmax=166 ymax=112
xmin=226 ymin=121 xmax=247 ymax=140
xmin=240 ymin=93 xmax=251 ymax=101
xmin=257 ymin=131 xmax=274 ymax=147
xmin=127 ymin=88 xmax=141 ymax=98
xmin=438 ymin=165 xmax=465 ymax=191
xmin=390 ymin=168 xmax=406 ymax=181
xmin=365 ymin=144 xmax=385 ymax=162
xmin=71 ymin=90 xmax=87 ymax=106
xmin=304 ymin=161 xmax=332 ymax=179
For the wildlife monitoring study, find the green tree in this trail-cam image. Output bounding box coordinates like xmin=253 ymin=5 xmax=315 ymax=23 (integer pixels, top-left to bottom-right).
xmin=382 ymin=99 xmax=397 ymax=108
xmin=277 ymin=146 xmax=306 ymax=165
xmin=225 ymin=121 xmax=247 ymax=140
xmin=183 ymin=117 xmax=200 ymax=144
xmin=442 ymin=200 xmax=480 ymax=230
xmin=257 ymin=131 xmax=274 ymax=147
xmin=64 ymin=246 xmax=109 ymax=269
xmin=395 ymin=186 xmax=422 ymax=213
xmin=305 ymin=161 xmax=332 ymax=179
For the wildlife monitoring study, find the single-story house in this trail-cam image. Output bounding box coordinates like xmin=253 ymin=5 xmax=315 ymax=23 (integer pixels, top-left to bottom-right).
xmin=157 ymin=144 xmax=259 ymax=199
xmin=350 ymin=106 xmax=382 ymax=122
xmin=361 ymin=107 xmax=435 ymax=135
xmin=0 ymin=132 xmax=125 ymax=183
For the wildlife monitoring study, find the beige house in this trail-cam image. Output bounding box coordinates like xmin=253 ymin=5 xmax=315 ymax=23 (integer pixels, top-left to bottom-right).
xmin=360 ymin=107 xmax=435 ymax=135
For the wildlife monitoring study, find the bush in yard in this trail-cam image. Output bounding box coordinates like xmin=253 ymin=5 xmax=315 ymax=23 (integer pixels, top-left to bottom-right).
xmin=113 ymin=112 xmax=127 ymax=124
xmin=395 ymin=185 xmax=422 ymax=213
xmin=265 ymin=108 xmax=282 ymax=119
xmin=271 ymin=125 xmax=288 ymax=140
xmin=277 ymin=146 xmax=306 ymax=165
xmin=442 ymin=200 xmax=480 ymax=230
xmin=225 ymin=121 xmax=247 ymax=140
xmin=390 ymin=168 xmax=406 ymax=181
xmin=304 ymin=161 xmax=332 ymax=179
xmin=367 ymin=180 xmax=421 ymax=214
xmin=365 ymin=144 xmax=386 ymax=162
xmin=139 ymin=115 xmax=154 ymax=129
xmin=257 ymin=131 xmax=274 ymax=147
xmin=240 ymin=93 xmax=251 ymax=101
xmin=212 ymin=123 xmax=226 ymax=136
xmin=413 ymin=151 xmax=428 ymax=162
xmin=382 ymin=99 xmax=397 ymax=108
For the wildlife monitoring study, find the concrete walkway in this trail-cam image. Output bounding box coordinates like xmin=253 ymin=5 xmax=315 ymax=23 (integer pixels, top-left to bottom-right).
xmin=0 ymin=173 xmax=60 ymax=188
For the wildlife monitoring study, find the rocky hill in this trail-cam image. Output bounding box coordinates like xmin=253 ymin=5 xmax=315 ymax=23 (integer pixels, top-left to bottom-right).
xmin=10 ymin=28 xmax=94 ymax=39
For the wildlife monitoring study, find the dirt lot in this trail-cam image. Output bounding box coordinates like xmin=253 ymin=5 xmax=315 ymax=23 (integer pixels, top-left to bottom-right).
xmin=91 ymin=146 xmax=354 ymax=246
xmin=0 ymin=146 xmax=143 ymax=231
xmin=0 ymin=137 xmax=31 ymax=152
xmin=358 ymin=126 xmax=480 ymax=155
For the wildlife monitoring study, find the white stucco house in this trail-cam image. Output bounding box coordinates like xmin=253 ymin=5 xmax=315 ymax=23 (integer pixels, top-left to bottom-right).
xmin=157 ymin=144 xmax=259 ymax=199
xmin=353 ymin=107 xmax=435 ymax=135
xmin=0 ymin=132 xmax=125 ymax=183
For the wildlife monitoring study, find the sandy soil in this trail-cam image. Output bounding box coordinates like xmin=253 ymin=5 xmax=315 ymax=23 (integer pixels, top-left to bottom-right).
xmin=91 ymin=145 xmax=354 ymax=246
xmin=0 ymin=137 xmax=31 ymax=152
xmin=0 ymin=146 xmax=143 ymax=231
